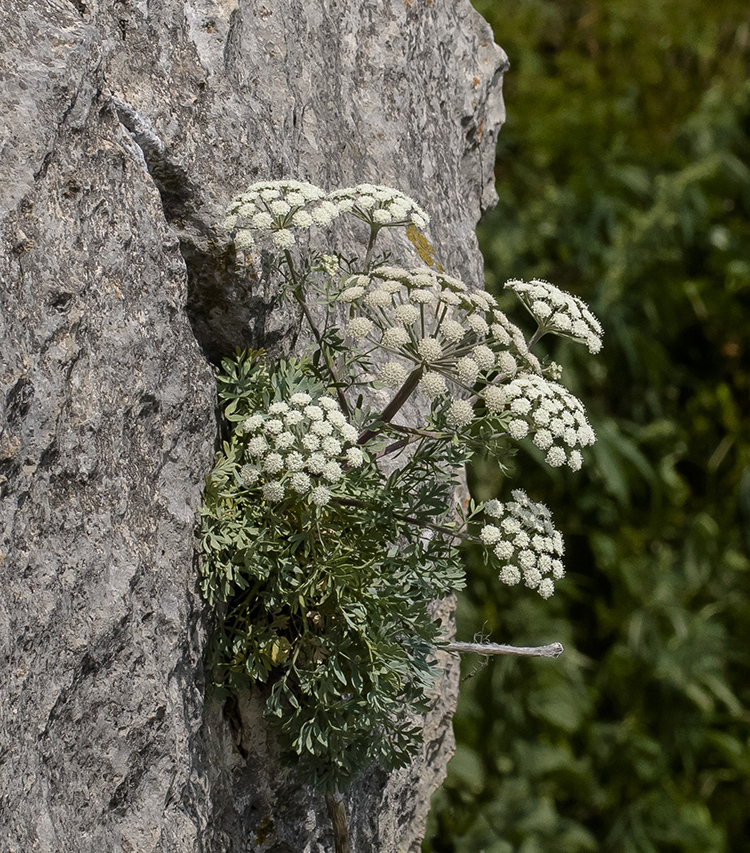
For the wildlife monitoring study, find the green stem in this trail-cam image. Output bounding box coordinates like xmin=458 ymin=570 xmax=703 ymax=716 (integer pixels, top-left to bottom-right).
xmin=363 ymin=225 xmax=380 ymax=273
xmin=284 ymin=250 xmax=351 ymax=418
xmin=528 ymin=326 xmax=547 ymax=349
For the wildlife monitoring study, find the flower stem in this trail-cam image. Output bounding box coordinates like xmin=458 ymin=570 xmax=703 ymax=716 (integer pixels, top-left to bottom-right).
xmin=284 ymin=250 xmax=351 ymax=418
xmin=357 ymin=366 xmax=424 ymax=445
xmin=363 ymin=225 xmax=380 ymax=273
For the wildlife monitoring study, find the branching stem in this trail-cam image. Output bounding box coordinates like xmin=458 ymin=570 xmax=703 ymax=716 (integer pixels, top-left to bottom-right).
xmin=358 ymin=366 xmax=424 ymax=445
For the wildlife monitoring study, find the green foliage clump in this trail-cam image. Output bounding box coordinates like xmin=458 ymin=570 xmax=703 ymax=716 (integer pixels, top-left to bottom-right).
xmin=200 ymin=353 xmax=462 ymax=792
xmin=426 ymin=1 xmax=750 ymax=851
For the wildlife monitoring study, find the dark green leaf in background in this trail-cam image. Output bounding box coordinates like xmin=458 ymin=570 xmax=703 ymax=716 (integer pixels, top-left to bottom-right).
xmin=425 ymin=2 xmax=750 ymax=850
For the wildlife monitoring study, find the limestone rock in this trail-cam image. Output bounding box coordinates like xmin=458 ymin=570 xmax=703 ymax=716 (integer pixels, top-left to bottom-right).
xmin=0 ymin=1 xmax=507 ymax=850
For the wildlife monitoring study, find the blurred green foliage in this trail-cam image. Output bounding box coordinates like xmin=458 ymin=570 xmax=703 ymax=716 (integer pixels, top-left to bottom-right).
xmin=425 ymin=1 xmax=750 ymax=850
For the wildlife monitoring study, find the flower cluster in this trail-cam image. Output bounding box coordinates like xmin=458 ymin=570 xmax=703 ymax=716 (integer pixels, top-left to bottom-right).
xmin=495 ymin=373 xmax=596 ymax=470
xmin=336 ymin=263 xmax=541 ymax=426
xmin=223 ymin=179 xmax=339 ymax=250
xmin=238 ymin=393 xmax=363 ymax=506
xmin=505 ymin=278 xmax=603 ymax=354
xmin=479 ymin=489 xmax=565 ymax=599
xmin=328 ymin=184 xmax=429 ymax=229
xmin=223 ymin=180 xmax=431 ymax=254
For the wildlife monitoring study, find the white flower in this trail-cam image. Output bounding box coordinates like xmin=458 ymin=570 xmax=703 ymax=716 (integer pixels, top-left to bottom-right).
xmin=346 ymin=317 xmax=374 ymax=340
xmin=270 ymin=200 xmax=291 ymax=216
xmin=275 ymin=432 xmax=295 ymax=450
xmin=234 ymin=230 xmax=255 ymax=250
xmin=304 ymin=405 xmax=324 ymax=422
xmin=382 ymin=327 xmax=410 ymax=348
xmin=410 ymin=288 xmax=435 ymax=305
xmin=446 ymin=399 xmax=474 ymax=429
xmin=538 ymin=578 xmax=555 ymax=599
xmin=508 ymin=419 xmax=529 ymax=440
xmin=264 ymin=418 xmax=284 ymax=435
xmin=552 ymin=559 xmax=565 ymax=579
xmin=222 ymin=214 xmax=238 ymax=231
xmin=568 ymin=450 xmax=583 ymax=471
xmin=263 ymin=453 xmax=284 ymax=475
xmin=497 ymin=352 xmax=517 ymax=374
xmin=338 ymin=286 xmax=365 ymax=303
xmin=321 ymin=436 xmax=342 ymax=457
xmin=440 ymin=319 xmax=465 ymax=343
xmin=533 ymin=429 xmax=554 ymax=451
xmin=290 ymin=472 xmax=311 ymax=493
xmin=320 ymin=254 xmax=339 ymax=274
xmin=419 ymin=372 xmax=447 ymax=399
xmin=494 ymin=541 xmax=514 ymax=560
xmin=285 ymin=411 xmax=304 ymax=426
xmin=243 ymin=414 xmax=264 ymax=433
xmin=262 ymin=481 xmax=285 ymax=501
xmin=379 ymin=362 xmax=408 ymax=387
xmin=480 ymin=525 xmax=502 ymax=545
xmin=292 ymin=210 xmax=313 ymax=228
xmin=365 ymin=289 xmax=393 ymax=308
xmin=518 ymin=549 xmax=536 ymax=569
xmin=246 ymin=436 xmax=267 ymax=457
xmin=252 ymin=212 xmax=273 ymax=229
xmin=483 ymin=386 xmax=506 ymax=413
xmin=499 ymin=565 xmax=521 ymax=585
xmin=510 ymin=397 xmax=532 ymax=416
xmin=322 ymin=461 xmax=343 ymax=482
xmin=340 ymin=424 xmax=359 ymax=443
xmin=312 ymin=420 xmax=334 ymax=436
xmin=239 ymin=464 xmax=259 ymax=485
xmin=467 ymin=314 xmax=489 ymax=336
xmin=472 ymin=345 xmax=495 ymax=371
xmin=271 ymin=229 xmax=295 ymax=249
xmin=393 ymin=304 xmax=420 ymax=325
xmin=318 ymin=397 xmax=339 ymax=411
xmin=491 ymin=324 xmax=511 ymax=345
xmin=327 ymin=411 xmax=346 ymax=428
xmin=306 ymin=453 xmax=327 ymax=474
xmin=310 ymin=485 xmax=332 ymax=506
xmin=286 ymin=451 xmax=305 ymax=472
xmin=485 ymin=499 xmax=504 ymax=518
xmin=546 ymin=446 xmax=567 ymax=467
xmin=373 ymin=208 xmax=392 ymax=223
xmin=456 ymin=357 xmax=480 ymax=385
xmin=302 ymin=434 xmax=320 ymax=451
xmin=345 ymin=447 xmax=364 ymax=468
xmin=260 ymin=188 xmax=279 ymax=200
xmin=417 ymin=337 xmax=443 ymax=362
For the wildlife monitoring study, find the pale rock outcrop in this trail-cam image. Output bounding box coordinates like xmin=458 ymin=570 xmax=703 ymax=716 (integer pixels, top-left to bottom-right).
xmin=0 ymin=1 xmax=507 ymax=850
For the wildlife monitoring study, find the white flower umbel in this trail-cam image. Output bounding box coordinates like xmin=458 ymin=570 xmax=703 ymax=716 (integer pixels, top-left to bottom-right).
xmin=505 ymin=278 xmax=604 ymax=354
xmin=225 ymin=179 xmax=334 ymax=248
xmin=480 ymin=489 xmax=564 ymax=598
xmin=329 ymin=184 xmax=430 ymax=229
xmin=236 ymin=390 xmax=365 ymax=505
xmin=493 ymin=373 xmax=596 ymax=469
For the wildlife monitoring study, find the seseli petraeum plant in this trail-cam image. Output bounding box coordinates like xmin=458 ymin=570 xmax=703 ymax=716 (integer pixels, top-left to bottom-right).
xmin=199 ymin=179 xmax=604 ymax=794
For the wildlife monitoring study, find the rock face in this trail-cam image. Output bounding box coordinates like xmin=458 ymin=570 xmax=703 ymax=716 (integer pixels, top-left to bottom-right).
xmin=0 ymin=1 xmax=507 ymax=851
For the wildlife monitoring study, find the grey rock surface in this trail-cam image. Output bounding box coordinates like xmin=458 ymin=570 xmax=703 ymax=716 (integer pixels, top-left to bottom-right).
xmin=0 ymin=1 xmax=507 ymax=850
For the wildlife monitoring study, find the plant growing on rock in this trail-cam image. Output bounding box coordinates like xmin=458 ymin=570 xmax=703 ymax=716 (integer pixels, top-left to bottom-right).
xmin=199 ymin=179 xmax=603 ymax=797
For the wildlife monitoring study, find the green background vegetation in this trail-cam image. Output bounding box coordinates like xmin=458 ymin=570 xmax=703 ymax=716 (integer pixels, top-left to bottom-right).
xmin=425 ymin=1 xmax=750 ymax=850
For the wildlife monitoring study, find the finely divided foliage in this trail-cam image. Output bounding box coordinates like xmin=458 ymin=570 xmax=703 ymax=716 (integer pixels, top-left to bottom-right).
xmin=200 ymin=180 xmax=603 ymax=792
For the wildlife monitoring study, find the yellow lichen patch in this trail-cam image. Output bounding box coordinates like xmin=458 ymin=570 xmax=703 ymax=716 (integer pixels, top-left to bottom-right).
xmin=406 ymin=224 xmax=444 ymax=272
